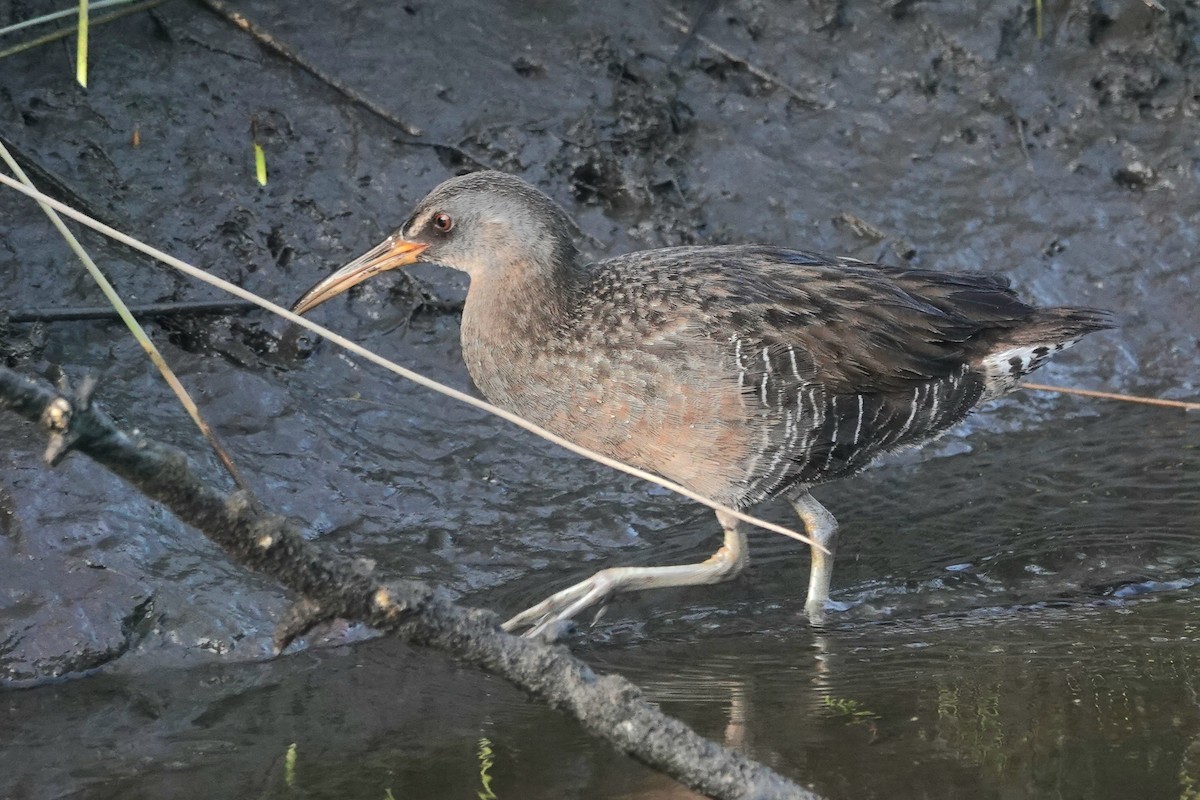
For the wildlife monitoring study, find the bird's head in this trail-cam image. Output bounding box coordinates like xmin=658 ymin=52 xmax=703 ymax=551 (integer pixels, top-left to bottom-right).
xmin=292 ymin=171 xmax=577 ymax=315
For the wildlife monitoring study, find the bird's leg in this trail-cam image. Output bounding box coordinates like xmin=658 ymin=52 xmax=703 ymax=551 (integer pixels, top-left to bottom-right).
xmin=790 ymin=491 xmax=839 ymax=623
xmin=503 ymin=510 xmax=749 ymax=639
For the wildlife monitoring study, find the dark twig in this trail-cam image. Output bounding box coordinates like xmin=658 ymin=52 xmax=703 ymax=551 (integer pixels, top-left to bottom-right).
xmin=195 ymin=0 xmax=492 ymax=170
xmin=6 ymin=299 xmax=258 ymax=324
xmin=0 ymin=366 xmax=819 ymax=800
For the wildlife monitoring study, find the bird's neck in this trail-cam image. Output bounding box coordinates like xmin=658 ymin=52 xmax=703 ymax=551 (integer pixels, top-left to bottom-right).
xmin=469 ymin=252 xmax=580 ymax=326
xmin=459 ymin=255 xmax=582 ymax=409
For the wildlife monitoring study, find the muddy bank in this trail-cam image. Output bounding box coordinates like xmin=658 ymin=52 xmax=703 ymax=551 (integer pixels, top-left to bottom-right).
xmin=1 ymin=0 xmax=1198 ymax=796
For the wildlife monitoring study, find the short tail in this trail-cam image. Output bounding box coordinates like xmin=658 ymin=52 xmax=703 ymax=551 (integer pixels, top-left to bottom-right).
xmin=1020 ymin=306 xmax=1116 ymax=341
xmin=980 ymin=306 xmax=1116 ymax=399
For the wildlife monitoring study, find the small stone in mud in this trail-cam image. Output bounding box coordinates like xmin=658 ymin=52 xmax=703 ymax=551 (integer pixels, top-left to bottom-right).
xmin=512 ymin=56 xmax=545 ymax=77
xmin=1043 ymin=238 xmax=1067 ymax=258
xmin=890 ymin=239 xmax=917 ymax=262
xmin=1113 ymin=160 xmax=1156 ymax=190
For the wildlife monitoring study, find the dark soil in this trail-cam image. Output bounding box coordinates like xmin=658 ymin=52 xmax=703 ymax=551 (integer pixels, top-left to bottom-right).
xmin=1 ymin=1 xmax=1197 ymax=797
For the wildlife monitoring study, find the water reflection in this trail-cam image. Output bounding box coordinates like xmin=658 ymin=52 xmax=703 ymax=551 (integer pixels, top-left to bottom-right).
xmin=600 ymin=594 xmax=1200 ymax=800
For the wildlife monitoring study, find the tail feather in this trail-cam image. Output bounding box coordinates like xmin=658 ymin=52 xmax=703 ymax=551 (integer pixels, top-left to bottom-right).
xmin=979 ymin=307 xmax=1115 ymax=400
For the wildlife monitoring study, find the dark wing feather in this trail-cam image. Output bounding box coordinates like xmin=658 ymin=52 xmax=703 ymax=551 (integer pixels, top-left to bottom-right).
xmin=694 ymin=249 xmax=1016 ymax=496
xmin=702 ymin=247 xmax=1039 ymax=394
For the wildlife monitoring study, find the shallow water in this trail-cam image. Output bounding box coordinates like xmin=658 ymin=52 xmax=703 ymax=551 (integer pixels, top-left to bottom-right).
xmin=2 ymin=0 xmax=1198 ymax=797
xmin=8 ymin=552 xmax=1200 ymax=800
xmin=3 ymin=384 xmax=1195 ymax=798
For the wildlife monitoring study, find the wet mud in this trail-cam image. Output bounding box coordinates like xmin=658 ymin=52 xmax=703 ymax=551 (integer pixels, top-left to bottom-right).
xmin=1 ymin=0 xmax=1198 ymax=797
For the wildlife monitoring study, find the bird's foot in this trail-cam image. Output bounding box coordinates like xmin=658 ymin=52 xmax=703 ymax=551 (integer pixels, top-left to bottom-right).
xmin=805 ymin=600 xmax=829 ymax=627
xmin=804 ymin=596 xmax=852 ymax=627
xmin=502 ymin=571 xmax=618 ymax=640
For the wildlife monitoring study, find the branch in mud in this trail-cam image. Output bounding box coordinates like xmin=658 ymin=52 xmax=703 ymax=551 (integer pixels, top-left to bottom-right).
xmin=0 ymin=366 xmax=821 ymax=800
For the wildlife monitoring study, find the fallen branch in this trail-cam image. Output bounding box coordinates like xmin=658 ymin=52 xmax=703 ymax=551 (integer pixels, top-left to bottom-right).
xmin=0 ymin=365 xmax=819 ymax=800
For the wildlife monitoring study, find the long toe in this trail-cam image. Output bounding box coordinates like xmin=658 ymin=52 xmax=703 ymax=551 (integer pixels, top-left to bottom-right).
xmin=502 ymin=572 xmax=617 ymax=637
xmin=524 ymin=618 xmax=579 ymax=643
xmin=501 ymin=589 xmax=583 ymax=633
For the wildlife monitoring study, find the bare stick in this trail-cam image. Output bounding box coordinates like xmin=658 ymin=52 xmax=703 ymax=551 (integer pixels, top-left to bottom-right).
xmin=0 ymin=366 xmax=819 ymax=800
xmin=1022 ymin=382 xmax=1199 ymax=411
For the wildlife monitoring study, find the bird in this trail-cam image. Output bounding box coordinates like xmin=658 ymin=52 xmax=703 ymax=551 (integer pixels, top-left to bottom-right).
xmin=293 ymin=170 xmax=1113 ymax=638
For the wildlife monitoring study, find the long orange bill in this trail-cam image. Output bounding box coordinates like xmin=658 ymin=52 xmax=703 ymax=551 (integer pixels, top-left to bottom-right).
xmin=291 ymin=236 xmax=429 ymax=315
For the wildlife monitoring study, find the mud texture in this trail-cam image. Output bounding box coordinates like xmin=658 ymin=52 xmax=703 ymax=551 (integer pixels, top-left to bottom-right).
xmin=0 ymin=1 xmax=1198 ymax=798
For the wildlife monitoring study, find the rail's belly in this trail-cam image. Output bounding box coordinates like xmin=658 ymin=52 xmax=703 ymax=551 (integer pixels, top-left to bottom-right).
xmin=462 ymin=333 xmax=758 ymax=507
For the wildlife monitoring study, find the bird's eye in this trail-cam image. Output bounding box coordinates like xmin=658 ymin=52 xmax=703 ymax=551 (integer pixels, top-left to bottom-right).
xmin=432 ymin=212 xmax=454 ymax=233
